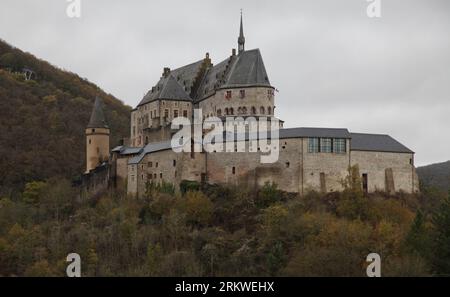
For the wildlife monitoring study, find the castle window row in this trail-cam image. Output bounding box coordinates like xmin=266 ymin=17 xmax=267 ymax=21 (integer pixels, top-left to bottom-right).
xmin=308 ymin=138 xmax=346 ymax=154
xmin=217 ymin=106 xmax=272 ymax=116
xmin=223 ymin=89 xmax=274 ymax=100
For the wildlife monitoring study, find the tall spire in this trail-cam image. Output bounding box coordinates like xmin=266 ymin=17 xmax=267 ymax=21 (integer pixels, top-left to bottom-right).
xmin=238 ymin=9 xmax=245 ymax=54
xmin=87 ymin=96 xmax=109 ymax=129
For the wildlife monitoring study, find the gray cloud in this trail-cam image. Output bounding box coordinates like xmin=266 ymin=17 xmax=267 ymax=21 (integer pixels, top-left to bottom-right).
xmin=1 ymin=0 xmax=449 ymax=166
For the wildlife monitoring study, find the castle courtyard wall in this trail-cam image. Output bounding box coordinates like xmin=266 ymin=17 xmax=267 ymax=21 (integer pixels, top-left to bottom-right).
xmin=350 ymin=150 xmax=417 ymax=193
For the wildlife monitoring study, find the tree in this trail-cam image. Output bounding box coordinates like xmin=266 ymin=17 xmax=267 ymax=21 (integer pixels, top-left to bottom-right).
xmin=185 ymin=191 xmax=213 ymax=227
xmin=146 ymin=243 xmax=163 ymax=276
xmin=337 ymin=166 xmax=369 ymax=220
xmin=22 ymin=181 xmax=46 ymax=205
xmin=257 ymin=182 xmax=280 ymax=208
xmin=431 ymin=193 xmax=450 ymax=275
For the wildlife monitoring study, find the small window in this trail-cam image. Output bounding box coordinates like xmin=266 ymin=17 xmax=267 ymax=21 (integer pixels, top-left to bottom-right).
xmin=232 ymin=166 xmax=236 ymax=175
xmin=333 ymin=138 xmax=346 ymax=154
xmin=225 ymin=90 xmax=232 ymax=99
xmin=96 ymin=147 xmax=100 ymax=153
xmin=164 ymin=109 xmax=169 ymax=118
xmin=174 ymin=110 xmax=179 ymax=118
xmin=160 ymin=173 xmax=163 ymax=179
xmin=286 ymin=162 xmax=290 ymax=168
xmin=148 ymin=162 xmax=153 ymax=168
xmin=173 ymin=160 xmax=176 ymax=167
xmin=217 ymin=109 xmax=222 ymax=116
xmin=251 ymin=106 xmax=256 ymax=114
xmin=155 ymin=162 xmax=158 ymax=168
xmin=183 ymin=110 xmax=188 ymax=117
xmin=153 ymin=173 xmax=156 ymax=179
xmin=148 ymin=174 xmax=152 ymax=179
xmin=240 ymin=90 xmax=245 ymax=99
xmin=308 ymin=138 xmax=319 ymax=153
xmin=88 ymin=139 xmax=91 ymax=144
xmin=320 ymin=138 xmax=332 ymax=153
xmin=267 ymin=107 xmax=271 ymax=115
xmin=260 ymin=106 xmax=265 ymax=114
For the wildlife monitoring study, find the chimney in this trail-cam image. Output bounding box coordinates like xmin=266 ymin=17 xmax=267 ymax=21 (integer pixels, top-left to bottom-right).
xmin=163 ymin=67 xmax=171 ymax=77
xmin=232 ymin=48 xmax=236 ymax=56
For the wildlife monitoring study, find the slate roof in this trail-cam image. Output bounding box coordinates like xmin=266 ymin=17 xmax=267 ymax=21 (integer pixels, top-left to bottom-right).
xmin=222 ymin=49 xmax=271 ymax=88
xmin=111 ymin=146 xmax=143 ymax=155
xmin=280 ymin=127 xmax=352 ymax=139
xmin=87 ymin=97 xmax=109 ymax=129
xmin=137 ymin=48 xmax=272 ymax=107
xmin=137 ymin=59 xmax=204 ymax=107
xmin=350 ymin=133 xmax=414 ymax=153
xmin=128 ymin=140 xmax=180 ymax=165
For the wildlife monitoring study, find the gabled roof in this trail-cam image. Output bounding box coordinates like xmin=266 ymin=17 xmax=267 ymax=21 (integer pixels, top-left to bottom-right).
xmin=87 ymin=97 xmax=109 ymax=129
xmin=137 ymin=48 xmax=273 ymax=107
xmin=138 ymin=73 xmax=192 ymax=106
xmin=350 ymin=133 xmax=414 ymax=153
xmin=137 ymin=59 xmax=204 ymax=107
xmin=222 ymin=49 xmax=271 ymax=88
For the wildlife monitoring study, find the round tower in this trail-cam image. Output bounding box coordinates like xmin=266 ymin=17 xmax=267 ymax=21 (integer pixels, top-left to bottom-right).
xmin=85 ymin=96 xmax=110 ymax=173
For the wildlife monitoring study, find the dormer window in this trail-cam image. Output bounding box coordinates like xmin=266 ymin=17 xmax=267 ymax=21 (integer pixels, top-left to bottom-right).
xmin=225 ymin=90 xmax=232 ymax=100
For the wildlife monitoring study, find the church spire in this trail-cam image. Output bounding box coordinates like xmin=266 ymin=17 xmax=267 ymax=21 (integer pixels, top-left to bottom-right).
xmin=238 ymin=10 xmax=245 ymax=54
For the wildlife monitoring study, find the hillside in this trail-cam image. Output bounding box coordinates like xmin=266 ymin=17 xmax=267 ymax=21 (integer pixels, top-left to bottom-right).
xmin=0 ymin=39 xmax=131 ymax=196
xmin=417 ymin=161 xmax=450 ymax=193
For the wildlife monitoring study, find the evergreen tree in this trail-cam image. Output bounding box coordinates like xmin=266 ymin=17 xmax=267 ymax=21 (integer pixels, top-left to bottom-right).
xmin=431 ymin=192 xmax=450 ymax=275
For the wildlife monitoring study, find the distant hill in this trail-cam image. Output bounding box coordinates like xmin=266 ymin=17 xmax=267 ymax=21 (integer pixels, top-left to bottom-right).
xmin=417 ymin=161 xmax=450 ymax=193
xmin=0 ymin=39 xmax=131 ymax=196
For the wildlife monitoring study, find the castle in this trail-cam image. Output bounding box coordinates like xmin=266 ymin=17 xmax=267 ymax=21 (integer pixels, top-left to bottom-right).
xmin=83 ymin=15 xmax=419 ymax=198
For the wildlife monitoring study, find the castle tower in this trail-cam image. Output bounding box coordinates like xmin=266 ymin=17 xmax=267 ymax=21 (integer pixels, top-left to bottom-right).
xmin=85 ymin=96 xmax=110 ymax=173
xmin=238 ymin=10 xmax=245 ymax=54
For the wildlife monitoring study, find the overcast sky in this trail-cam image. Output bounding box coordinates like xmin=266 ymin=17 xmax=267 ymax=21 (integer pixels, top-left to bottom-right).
xmin=1 ymin=0 xmax=449 ymax=166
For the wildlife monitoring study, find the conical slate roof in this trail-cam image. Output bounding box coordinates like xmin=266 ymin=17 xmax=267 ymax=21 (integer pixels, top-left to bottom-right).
xmin=87 ymin=97 xmax=109 ymax=129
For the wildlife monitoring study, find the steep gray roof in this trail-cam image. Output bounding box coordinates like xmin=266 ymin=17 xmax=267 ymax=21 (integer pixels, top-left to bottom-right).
xmin=138 ymin=74 xmax=192 ymax=106
xmin=137 ymin=60 xmax=204 ymax=106
xmin=222 ymin=49 xmax=271 ymax=88
xmin=87 ymin=97 xmax=109 ymax=129
xmin=280 ymin=127 xmax=352 ymax=139
xmin=196 ymin=57 xmax=233 ymax=100
xmin=137 ymin=48 xmax=272 ymax=107
xmin=350 ymin=133 xmax=414 ymax=153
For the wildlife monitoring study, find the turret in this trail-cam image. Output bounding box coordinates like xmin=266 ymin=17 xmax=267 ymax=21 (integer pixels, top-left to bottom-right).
xmin=85 ymin=96 xmax=110 ymax=173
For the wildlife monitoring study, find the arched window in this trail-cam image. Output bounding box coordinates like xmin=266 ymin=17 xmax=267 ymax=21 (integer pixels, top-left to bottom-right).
xmin=217 ymin=109 xmax=222 ymax=116
xmin=229 ymin=107 xmax=234 ymax=115
xmin=242 ymin=107 xmax=247 ymax=114
xmin=225 ymin=108 xmax=229 ymax=115
xmin=267 ymin=107 xmax=271 ymax=115
xmin=251 ymin=106 xmax=256 ymax=115
xmin=237 ymin=107 xmax=242 ymax=114
xmin=260 ymin=106 xmax=265 ymax=114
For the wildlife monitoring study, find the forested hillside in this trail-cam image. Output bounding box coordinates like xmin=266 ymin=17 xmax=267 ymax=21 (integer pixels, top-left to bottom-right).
xmin=417 ymin=161 xmax=450 ymax=193
xmin=0 ymin=39 xmax=131 ymax=196
xmin=0 ymin=174 xmax=449 ymax=277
